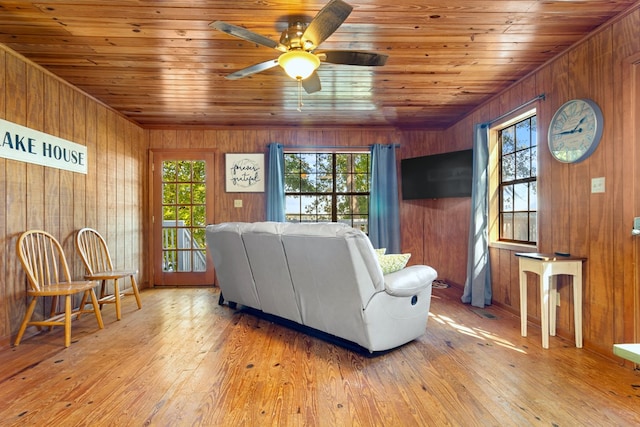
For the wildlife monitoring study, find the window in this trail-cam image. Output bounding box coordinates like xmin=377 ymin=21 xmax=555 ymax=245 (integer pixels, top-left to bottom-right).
xmin=284 ymin=152 xmax=370 ymax=233
xmin=498 ymin=115 xmax=537 ymax=244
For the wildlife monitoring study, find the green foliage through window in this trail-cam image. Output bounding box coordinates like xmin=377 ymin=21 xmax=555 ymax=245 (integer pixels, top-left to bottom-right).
xmin=284 ymin=152 xmax=370 ymax=233
xmin=161 ymin=160 xmax=207 ymax=272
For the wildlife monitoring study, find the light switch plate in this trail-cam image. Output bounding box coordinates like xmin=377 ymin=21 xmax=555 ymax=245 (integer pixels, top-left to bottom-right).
xmin=591 ymin=177 xmax=605 ymax=193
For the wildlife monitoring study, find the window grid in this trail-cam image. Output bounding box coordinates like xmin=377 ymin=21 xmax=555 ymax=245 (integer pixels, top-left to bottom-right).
xmin=284 ymin=152 xmax=370 ymax=233
xmin=498 ymin=116 xmax=538 ymax=244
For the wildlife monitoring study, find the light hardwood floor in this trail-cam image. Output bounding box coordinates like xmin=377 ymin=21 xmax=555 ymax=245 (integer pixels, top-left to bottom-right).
xmin=0 ymin=286 xmax=638 ymax=426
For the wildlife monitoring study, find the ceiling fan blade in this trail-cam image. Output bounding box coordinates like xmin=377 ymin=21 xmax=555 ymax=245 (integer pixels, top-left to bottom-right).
xmin=321 ymin=50 xmax=388 ymax=66
xmin=302 ymin=72 xmax=322 ymax=94
xmin=210 ymin=21 xmax=287 ymax=52
xmin=225 ymin=59 xmax=280 ymax=80
xmin=301 ymin=0 xmax=353 ymax=49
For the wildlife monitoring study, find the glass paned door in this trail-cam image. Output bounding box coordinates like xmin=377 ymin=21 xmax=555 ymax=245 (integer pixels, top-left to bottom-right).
xmin=152 ymin=151 xmax=215 ymax=286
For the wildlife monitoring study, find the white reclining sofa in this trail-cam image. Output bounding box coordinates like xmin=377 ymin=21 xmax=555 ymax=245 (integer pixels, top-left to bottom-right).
xmin=205 ymin=222 xmax=437 ymax=353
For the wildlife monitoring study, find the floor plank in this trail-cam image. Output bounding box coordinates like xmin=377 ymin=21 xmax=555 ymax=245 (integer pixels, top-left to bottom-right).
xmin=0 ymin=286 xmax=638 ymax=426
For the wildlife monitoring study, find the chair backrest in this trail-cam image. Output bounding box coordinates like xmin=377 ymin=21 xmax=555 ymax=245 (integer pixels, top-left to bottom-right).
xmin=17 ymin=230 xmax=73 ymax=291
xmin=75 ymin=228 xmax=114 ymax=275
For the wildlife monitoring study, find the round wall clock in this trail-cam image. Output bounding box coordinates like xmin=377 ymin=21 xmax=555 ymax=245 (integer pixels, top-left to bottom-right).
xmin=548 ymin=98 xmax=604 ymax=163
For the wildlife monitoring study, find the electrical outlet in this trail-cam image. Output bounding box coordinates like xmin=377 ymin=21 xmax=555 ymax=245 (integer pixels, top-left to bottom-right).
xmin=591 ymin=177 xmax=605 ymax=193
xmin=234 ymin=199 xmax=243 ymax=208
xmin=556 ymin=290 xmax=561 ymax=306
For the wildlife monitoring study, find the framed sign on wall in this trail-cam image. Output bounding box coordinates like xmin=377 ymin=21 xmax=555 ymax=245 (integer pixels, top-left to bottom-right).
xmin=225 ymin=153 xmax=265 ymax=192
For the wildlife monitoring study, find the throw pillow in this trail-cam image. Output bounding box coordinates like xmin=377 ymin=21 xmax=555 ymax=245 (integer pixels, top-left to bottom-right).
xmin=377 ymin=253 xmax=411 ymax=274
xmin=375 ymin=247 xmax=386 ymax=255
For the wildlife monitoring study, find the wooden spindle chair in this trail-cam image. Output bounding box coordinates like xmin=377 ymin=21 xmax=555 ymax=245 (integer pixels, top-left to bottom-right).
xmin=14 ymin=230 xmax=104 ymax=347
xmin=75 ymin=228 xmax=142 ymax=320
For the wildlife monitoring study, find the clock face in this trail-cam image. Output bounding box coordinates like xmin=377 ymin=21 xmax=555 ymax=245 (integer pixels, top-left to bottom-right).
xmin=548 ymin=98 xmax=603 ymax=163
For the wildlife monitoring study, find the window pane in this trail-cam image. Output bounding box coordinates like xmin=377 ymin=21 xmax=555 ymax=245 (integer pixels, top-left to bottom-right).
xmin=529 ymin=182 xmax=537 ymax=210
xmin=318 ymin=175 xmax=332 ymax=192
xmin=286 ymin=195 xmax=301 ymax=214
xmin=301 ymin=195 xmax=316 ymax=215
xmin=354 ymin=195 xmax=368 ymax=214
xmin=514 ymin=183 xmax=529 ymax=211
xmin=177 ymin=161 xmax=192 ymax=182
xmin=530 ymin=146 xmax=537 ymax=176
xmin=192 ymin=205 xmax=206 ymax=227
xmin=285 ymin=174 xmax=300 ymax=192
xmin=354 ymin=154 xmax=369 ymax=173
xmin=192 ymin=161 xmax=206 ymax=182
xmin=531 ymin=116 xmax=537 ymax=146
xmin=501 ymin=213 xmax=513 ymax=240
xmin=502 ymin=185 xmax=514 ymax=211
xmin=501 ymin=127 xmax=515 ymax=154
xmin=515 ymin=149 xmax=531 ymax=180
xmin=337 ymin=195 xmax=351 ymax=214
xmin=178 ymin=206 xmax=191 ymax=226
xmin=194 ymin=250 xmax=207 ymax=272
xmin=163 ymin=183 xmax=176 ymax=204
xmin=177 ymin=184 xmax=191 ymax=204
xmin=163 ymin=206 xmax=177 ymax=222
xmin=529 ymin=212 xmax=537 ymax=242
xmin=514 ymin=213 xmax=529 ymax=241
xmin=515 ymin=120 xmax=531 ymax=150
xmin=193 ymin=183 xmax=205 ymax=204
xmin=163 ymin=161 xmax=176 ymax=181
xmin=502 ymin=153 xmax=515 ymax=182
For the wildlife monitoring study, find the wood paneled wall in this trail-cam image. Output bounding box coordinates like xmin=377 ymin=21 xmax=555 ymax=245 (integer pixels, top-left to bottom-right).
xmin=434 ymin=8 xmax=640 ymax=358
xmin=0 ymin=46 xmax=148 ymax=347
xmin=147 ymin=128 xmax=403 ymax=226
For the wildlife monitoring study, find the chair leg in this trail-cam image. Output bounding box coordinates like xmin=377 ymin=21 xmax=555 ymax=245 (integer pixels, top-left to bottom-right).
xmin=49 ymin=295 xmax=59 ymax=331
xmin=130 ymin=275 xmax=142 ymax=309
xmin=76 ymin=287 xmax=90 ymax=320
xmin=88 ymin=289 xmax=104 ymax=330
xmin=14 ymin=297 xmax=38 ymax=346
xmin=99 ymin=280 xmax=107 ymax=310
xmin=114 ymin=278 xmax=122 ymax=320
xmin=64 ymin=295 xmax=72 ymax=348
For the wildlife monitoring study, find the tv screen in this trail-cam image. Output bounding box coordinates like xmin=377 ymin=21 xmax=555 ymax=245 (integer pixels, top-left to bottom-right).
xmin=401 ymin=149 xmax=474 ymax=199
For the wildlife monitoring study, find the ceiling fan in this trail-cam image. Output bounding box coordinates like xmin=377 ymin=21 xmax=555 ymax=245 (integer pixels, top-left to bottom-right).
xmin=209 ymin=0 xmax=388 ymax=95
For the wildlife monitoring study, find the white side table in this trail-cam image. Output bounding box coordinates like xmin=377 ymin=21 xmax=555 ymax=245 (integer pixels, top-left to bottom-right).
xmin=516 ymin=253 xmax=587 ymax=349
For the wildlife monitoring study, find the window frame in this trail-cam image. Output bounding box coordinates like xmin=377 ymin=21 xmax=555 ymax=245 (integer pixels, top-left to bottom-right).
xmin=283 ymin=150 xmax=371 ymax=232
xmin=489 ymin=108 xmax=539 ymax=250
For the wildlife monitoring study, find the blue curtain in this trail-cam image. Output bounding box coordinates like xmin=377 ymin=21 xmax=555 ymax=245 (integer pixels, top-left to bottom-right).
xmin=369 ymin=144 xmax=401 ymax=253
xmin=266 ymin=143 xmax=285 ymax=222
xmin=461 ymin=124 xmax=492 ymax=308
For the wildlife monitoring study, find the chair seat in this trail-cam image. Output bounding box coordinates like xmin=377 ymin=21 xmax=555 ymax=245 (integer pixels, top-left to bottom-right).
xmin=27 ymin=280 xmax=99 ymax=296
xmin=85 ymin=270 xmax=138 ymax=280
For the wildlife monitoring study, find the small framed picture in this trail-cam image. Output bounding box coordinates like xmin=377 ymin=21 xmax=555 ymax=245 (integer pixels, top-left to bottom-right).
xmin=225 ymin=153 xmax=265 ymax=192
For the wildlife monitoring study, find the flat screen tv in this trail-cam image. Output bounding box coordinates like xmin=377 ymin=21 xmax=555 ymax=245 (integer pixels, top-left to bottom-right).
xmin=401 ymin=149 xmax=474 ymax=199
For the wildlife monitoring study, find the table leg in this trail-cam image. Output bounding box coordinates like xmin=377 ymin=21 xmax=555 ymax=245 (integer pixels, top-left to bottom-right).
xmin=519 ymin=265 xmax=528 ymax=338
xmin=549 ymin=275 xmax=557 ymax=337
xmin=540 ymin=270 xmax=551 ymax=349
xmin=574 ymin=269 xmax=583 ymax=348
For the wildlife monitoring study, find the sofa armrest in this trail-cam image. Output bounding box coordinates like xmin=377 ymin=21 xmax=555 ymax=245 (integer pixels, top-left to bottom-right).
xmin=384 ymin=265 xmax=438 ymax=297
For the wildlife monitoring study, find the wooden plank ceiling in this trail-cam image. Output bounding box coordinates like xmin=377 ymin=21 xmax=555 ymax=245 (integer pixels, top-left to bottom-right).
xmin=0 ymin=1 xmax=636 ymax=129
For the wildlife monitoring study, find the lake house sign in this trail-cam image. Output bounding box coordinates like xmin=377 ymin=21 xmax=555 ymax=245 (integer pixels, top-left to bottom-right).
xmin=0 ymin=118 xmax=88 ymax=174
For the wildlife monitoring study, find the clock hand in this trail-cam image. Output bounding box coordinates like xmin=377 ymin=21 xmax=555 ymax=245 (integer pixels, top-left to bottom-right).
xmin=571 ymin=116 xmax=586 ymax=131
xmin=554 ymin=117 xmax=586 ymax=136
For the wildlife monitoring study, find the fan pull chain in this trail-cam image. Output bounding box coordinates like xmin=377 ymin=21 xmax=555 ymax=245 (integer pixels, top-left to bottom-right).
xmin=297 ymin=78 xmax=304 ymax=112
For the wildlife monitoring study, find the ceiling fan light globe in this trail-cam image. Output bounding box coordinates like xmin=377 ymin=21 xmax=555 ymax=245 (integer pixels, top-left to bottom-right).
xmin=278 ymin=51 xmax=320 ymax=80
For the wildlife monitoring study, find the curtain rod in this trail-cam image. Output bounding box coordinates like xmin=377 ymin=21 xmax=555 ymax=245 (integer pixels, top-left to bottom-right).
xmin=282 ymin=143 xmax=401 ymax=150
xmin=487 ymin=93 xmax=546 ymax=126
